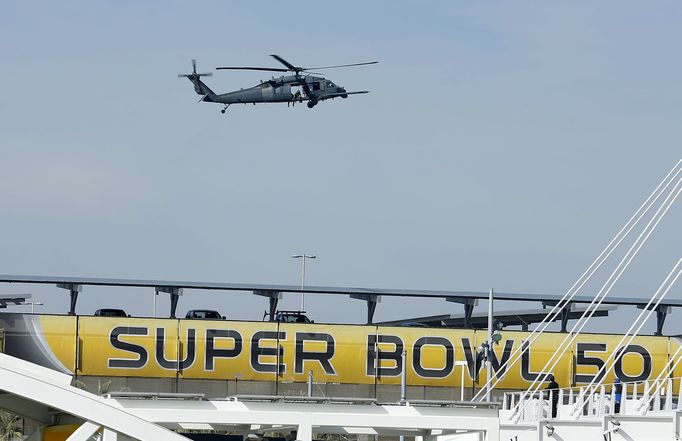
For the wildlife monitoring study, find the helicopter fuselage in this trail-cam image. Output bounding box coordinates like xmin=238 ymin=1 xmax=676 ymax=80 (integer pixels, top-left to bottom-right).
xmin=205 ymin=75 xmax=347 ymax=104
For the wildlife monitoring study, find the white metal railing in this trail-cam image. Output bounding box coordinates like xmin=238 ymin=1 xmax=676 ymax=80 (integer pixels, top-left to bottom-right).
xmin=502 ymin=378 xmax=682 ymax=423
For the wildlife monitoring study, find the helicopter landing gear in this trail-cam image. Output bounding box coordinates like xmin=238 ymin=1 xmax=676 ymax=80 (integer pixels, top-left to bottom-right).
xmin=307 ymin=101 xmax=316 ymax=109
xmin=221 ymin=104 xmax=230 ymax=114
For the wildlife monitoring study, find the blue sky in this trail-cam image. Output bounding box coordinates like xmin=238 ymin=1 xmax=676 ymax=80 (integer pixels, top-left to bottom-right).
xmin=0 ymin=2 xmax=680 ymax=332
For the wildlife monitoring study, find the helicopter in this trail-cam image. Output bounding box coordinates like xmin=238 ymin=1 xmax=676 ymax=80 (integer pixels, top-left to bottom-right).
xmin=179 ymin=55 xmax=377 ymax=114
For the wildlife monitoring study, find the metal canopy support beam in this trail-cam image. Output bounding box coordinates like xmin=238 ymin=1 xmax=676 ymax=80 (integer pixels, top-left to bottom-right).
xmin=638 ymin=304 xmax=672 ymax=336
xmin=446 ymin=298 xmax=479 ymax=328
xmin=656 ymin=306 xmax=670 ymax=336
xmin=155 ymin=287 xmax=183 ymax=318
xmin=350 ymin=294 xmax=381 ymax=324
xmin=254 ymin=290 xmax=282 ymax=321
xmin=543 ymin=301 xmax=574 ymax=333
xmin=57 ymin=283 xmax=82 ymax=315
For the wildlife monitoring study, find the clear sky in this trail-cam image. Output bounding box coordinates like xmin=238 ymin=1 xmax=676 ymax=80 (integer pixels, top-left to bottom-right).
xmin=0 ymin=2 xmax=680 ymax=333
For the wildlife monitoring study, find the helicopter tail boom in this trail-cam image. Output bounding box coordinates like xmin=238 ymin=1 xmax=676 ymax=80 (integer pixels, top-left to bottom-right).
xmin=184 ymin=76 xmax=216 ymax=101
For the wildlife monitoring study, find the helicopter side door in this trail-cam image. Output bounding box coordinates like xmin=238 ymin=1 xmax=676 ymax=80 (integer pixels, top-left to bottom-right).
xmin=274 ymin=84 xmax=292 ymax=101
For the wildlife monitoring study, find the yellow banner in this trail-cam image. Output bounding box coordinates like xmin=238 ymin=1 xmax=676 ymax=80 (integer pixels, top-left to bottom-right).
xmin=374 ymin=326 xmax=476 ymax=387
xmin=77 ymin=317 xmax=179 ymax=378
xmin=278 ymin=323 xmax=371 ymax=384
xmin=27 ymin=315 xmax=676 ymax=389
xmin=38 ymin=315 xmax=77 ymax=373
xmin=179 ymin=320 xmax=279 ymax=382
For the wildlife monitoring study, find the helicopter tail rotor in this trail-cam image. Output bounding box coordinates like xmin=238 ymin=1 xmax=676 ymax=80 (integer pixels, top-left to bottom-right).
xmin=179 ymin=59 xmax=215 ymax=99
xmin=178 ymin=59 xmax=213 ymax=79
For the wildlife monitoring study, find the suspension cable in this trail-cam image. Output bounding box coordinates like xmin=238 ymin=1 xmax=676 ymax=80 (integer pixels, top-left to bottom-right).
xmin=473 ymin=159 xmax=682 ymax=401
xmin=513 ymin=176 xmax=681 ymax=418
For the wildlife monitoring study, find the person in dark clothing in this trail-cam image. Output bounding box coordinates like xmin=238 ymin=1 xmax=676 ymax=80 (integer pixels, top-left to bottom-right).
xmin=614 ymin=378 xmax=623 ymax=414
xmin=545 ymin=374 xmax=560 ymax=418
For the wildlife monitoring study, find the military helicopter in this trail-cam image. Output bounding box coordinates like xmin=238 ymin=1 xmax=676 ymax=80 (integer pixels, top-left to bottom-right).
xmin=179 ymin=55 xmax=377 ymax=114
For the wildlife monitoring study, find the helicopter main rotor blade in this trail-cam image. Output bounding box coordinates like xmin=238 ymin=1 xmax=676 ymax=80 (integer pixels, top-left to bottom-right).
xmin=305 ymin=61 xmax=378 ymax=70
xmin=270 ymin=54 xmax=299 ymax=71
xmin=179 ymin=73 xmax=212 ymax=77
xmin=216 ymin=66 xmax=290 ymax=72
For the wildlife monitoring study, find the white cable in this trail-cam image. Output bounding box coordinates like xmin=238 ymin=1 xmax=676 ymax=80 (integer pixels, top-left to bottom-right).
xmin=517 ymin=179 xmax=682 ymax=413
xmin=474 ymin=161 xmax=682 ymax=401
xmin=473 ymin=159 xmax=682 ymax=401
xmin=511 ymin=175 xmax=682 ymax=413
xmin=591 ymin=259 xmax=681 ymax=385
xmin=571 ymin=258 xmax=682 ymax=414
xmin=513 ymin=176 xmax=682 ymax=418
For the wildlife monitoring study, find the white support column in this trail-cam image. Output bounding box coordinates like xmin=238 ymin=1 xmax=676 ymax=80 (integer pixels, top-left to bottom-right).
xmin=654 ymin=382 xmax=662 ymax=412
xmin=66 ymin=421 xmax=101 ymax=441
xmin=621 ymin=383 xmax=628 ymax=414
xmin=486 ymin=417 xmax=500 ymax=441
xmin=102 ymin=428 xmax=118 ymax=441
xmin=0 ymin=352 xmax=189 ymax=441
xmin=297 ymin=419 xmax=312 ymax=441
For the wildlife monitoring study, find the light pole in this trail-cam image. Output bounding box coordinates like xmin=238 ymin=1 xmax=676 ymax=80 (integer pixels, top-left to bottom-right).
xmin=291 ymin=254 xmax=316 ymax=311
xmin=486 ymin=288 xmax=495 ymax=402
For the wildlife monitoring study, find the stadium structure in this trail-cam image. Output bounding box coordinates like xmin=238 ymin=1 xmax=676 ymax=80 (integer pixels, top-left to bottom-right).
xmin=0 ymin=160 xmax=679 ymax=440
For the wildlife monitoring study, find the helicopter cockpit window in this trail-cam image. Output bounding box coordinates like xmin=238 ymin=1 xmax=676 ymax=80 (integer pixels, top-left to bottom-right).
xmin=312 ymin=82 xmax=321 ymax=91
xmin=327 ymin=81 xmax=334 ymax=88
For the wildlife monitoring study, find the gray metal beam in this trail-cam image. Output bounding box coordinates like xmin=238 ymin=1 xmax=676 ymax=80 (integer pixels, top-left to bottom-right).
xmin=377 ymin=305 xmax=617 ymax=330
xmin=350 ymin=294 xmax=381 ymax=324
xmin=0 ymin=274 xmax=679 ymax=309
xmin=155 ymin=287 xmax=182 ymax=318
xmin=56 ymin=283 xmax=82 ymax=315
xmin=253 ymin=290 xmax=282 ymax=321
xmin=542 ymin=301 xmax=574 ymax=333
xmin=638 ymin=304 xmax=672 ymax=336
xmin=446 ymin=298 xmax=479 ymax=328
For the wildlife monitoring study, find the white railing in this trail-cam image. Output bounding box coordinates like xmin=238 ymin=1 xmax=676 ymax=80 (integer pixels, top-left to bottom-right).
xmin=502 ymin=378 xmax=682 ymax=423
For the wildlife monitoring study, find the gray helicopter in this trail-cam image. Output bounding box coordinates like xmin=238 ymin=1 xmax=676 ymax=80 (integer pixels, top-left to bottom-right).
xmin=179 ymin=55 xmax=377 ymax=114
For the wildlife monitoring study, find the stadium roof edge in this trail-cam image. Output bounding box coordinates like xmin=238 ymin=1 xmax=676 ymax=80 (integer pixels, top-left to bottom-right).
xmin=0 ymin=273 xmax=679 ymax=307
